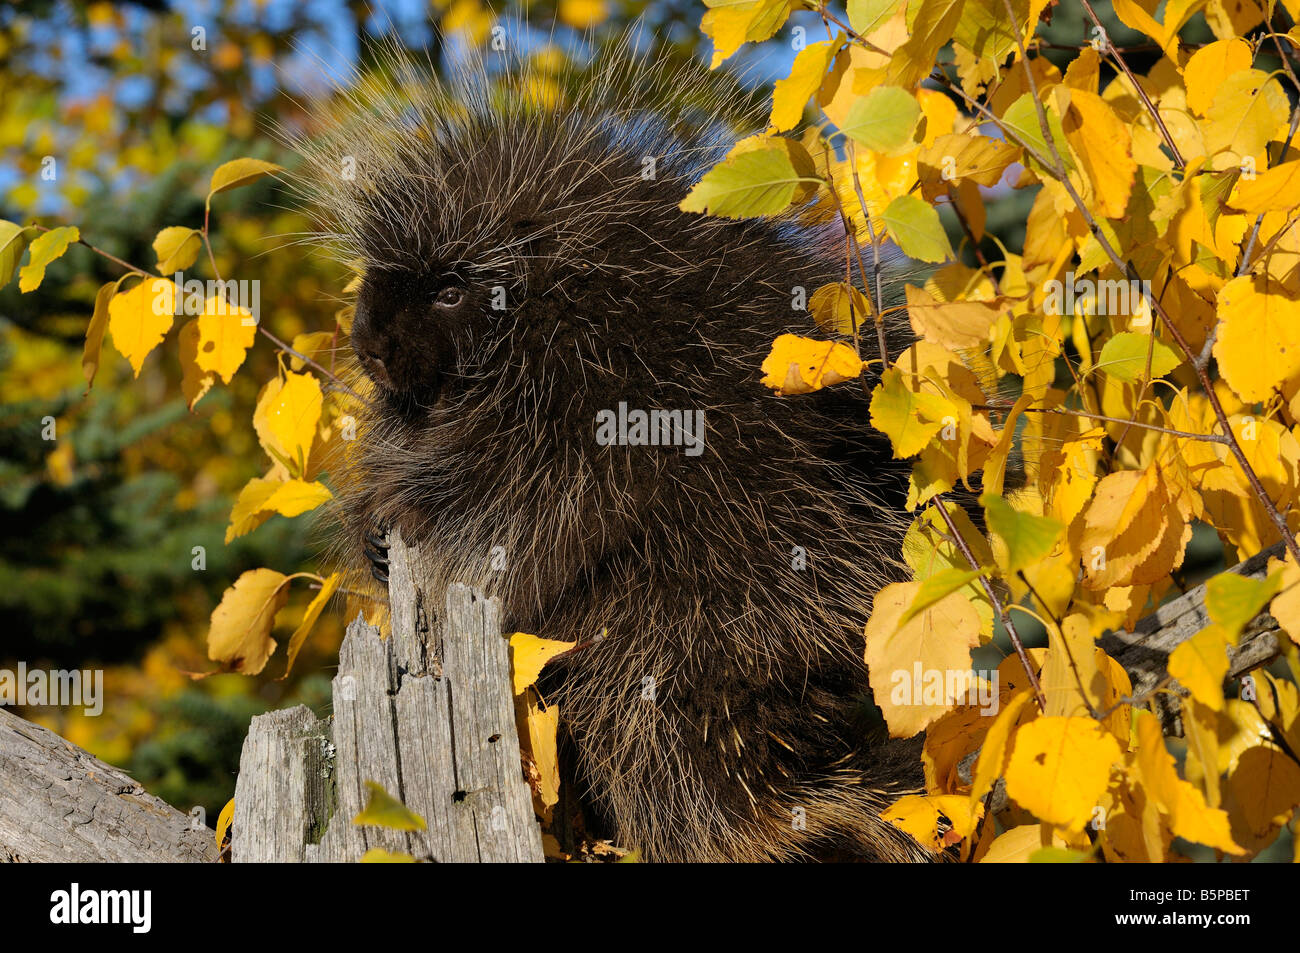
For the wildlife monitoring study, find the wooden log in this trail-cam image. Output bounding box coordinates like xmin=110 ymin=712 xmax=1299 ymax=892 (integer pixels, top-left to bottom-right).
xmin=0 ymin=706 xmax=217 ymax=863
xmin=1099 ymin=541 xmax=1286 ymax=733
xmin=232 ymin=532 xmax=544 ymax=862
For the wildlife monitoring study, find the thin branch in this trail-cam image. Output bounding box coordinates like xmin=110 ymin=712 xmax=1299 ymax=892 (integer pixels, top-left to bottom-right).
xmin=933 ymin=493 xmax=1048 ymax=711
xmin=845 ymin=140 xmax=890 ymax=365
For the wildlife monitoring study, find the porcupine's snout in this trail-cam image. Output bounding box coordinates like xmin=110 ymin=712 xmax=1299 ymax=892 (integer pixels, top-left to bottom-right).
xmin=351 ymin=269 xmax=455 ymax=409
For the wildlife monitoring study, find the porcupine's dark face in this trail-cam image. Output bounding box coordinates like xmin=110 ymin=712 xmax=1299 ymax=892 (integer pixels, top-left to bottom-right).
xmin=349 ymin=267 xmax=469 ymax=416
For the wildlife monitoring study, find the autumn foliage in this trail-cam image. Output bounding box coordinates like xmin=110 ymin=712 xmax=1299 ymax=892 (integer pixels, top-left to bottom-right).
xmin=686 ymin=0 xmax=1300 ymax=860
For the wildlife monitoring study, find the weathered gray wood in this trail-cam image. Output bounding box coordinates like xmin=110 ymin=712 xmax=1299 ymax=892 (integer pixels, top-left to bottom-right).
xmin=230 ymin=706 xmax=333 ymax=862
xmin=0 ymin=706 xmax=217 ymax=862
xmin=232 ymin=533 xmax=543 ymax=863
xmin=1100 ymin=541 xmax=1287 ymax=732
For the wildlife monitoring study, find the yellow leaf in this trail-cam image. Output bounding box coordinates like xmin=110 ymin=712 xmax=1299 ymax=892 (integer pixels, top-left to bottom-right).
xmin=1183 ymin=698 xmax=1222 ymax=806
xmin=284 ymin=573 xmax=339 ymax=678
xmin=264 ymin=479 xmax=333 ymax=518
xmin=882 ymin=794 xmax=983 ymax=850
xmin=1080 ymin=465 xmax=1190 ymax=589
xmin=107 ymin=277 xmax=176 ymax=377
xmin=809 ymin=282 xmax=871 ymax=335
xmin=18 ymin=226 xmax=79 ymax=293
xmin=1168 ymin=625 xmax=1231 ymax=711
xmin=1228 ymin=160 xmax=1300 ymax=215
xmin=761 ymin=333 xmax=864 ymax=395
xmin=981 ymin=393 xmax=1034 ymax=497
xmin=207 ymin=157 xmax=283 ymax=207
xmin=352 ymin=780 xmax=427 ymax=831
xmin=970 ymin=688 xmax=1036 ymax=807
xmin=207 ymin=568 xmax=289 ymax=675
xmin=917 ymin=132 xmax=1020 ymax=199
xmin=864 ymin=581 xmax=981 ymax=737
xmin=700 ymin=0 xmax=794 ymax=68
xmin=215 ymin=798 xmax=235 ymax=849
xmin=290 ymin=330 xmax=338 ymax=372
xmin=254 ymin=370 xmax=323 ymax=473
xmin=225 ymin=476 xmax=279 ymax=543
xmin=1213 ymin=274 xmax=1300 ymax=403
xmin=151 ymin=225 xmax=202 ymax=274
xmin=82 ymin=278 xmax=122 ymax=390
xmin=0 ymin=220 xmax=37 ymax=287
xmin=1133 ymin=710 xmax=1243 ymax=853
xmin=869 ymin=366 xmax=951 ymax=458
xmin=178 ymin=318 xmax=216 ymax=411
xmin=886 ymin=0 xmax=966 ymax=88
xmin=904 ymin=284 xmax=1001 ymax=350
xmin=1268 ymin=553 xmax=1300 ymax=648
xmin=1203 ymin=69 xmax=1290 ymax=158
xmin=977 ymin=824 xmax=1064 ymax=863
xmin=195 ymin=295 xmax=256 ymax=383
xmin=509 ymin=632 xmax=575 ymax=694
xmin=1226 ymin=745 xmax=1300 ymax=840
xmin=1041 ymin=614 xmax=1104 ymax=720
xmin=520 ymin=689 xmax=561 ymax=810
xmin=1094 ymin=647 xmax=1134 ymax=742
xmin=1060 ymin=89 xmax=1136 ymax=218
xmin=1184 ymin=38 xmax=1253 ymax=116
xmin=922 ymin=692 xmax=997 ymax=792
xmin=1004 ymin=716 xmax=1120 ymax=831
xmin=770 ymin=37 xmax=844 ymax=132
xmin=1111 ymin=0 xmax=1208 ymax=60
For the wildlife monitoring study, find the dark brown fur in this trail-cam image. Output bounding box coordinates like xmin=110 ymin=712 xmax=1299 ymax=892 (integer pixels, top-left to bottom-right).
xmin=291 ymin=38 xmax=932 ymax=862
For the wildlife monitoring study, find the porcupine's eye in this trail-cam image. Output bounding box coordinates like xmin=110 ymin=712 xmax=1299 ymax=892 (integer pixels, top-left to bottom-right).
xmin=434 ymin=285 xmax=464 ymax=309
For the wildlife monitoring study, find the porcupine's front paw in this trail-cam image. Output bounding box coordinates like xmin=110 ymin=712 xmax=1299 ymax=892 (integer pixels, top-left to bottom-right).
xmin=364 ymin=519 xmax=391 ymax=585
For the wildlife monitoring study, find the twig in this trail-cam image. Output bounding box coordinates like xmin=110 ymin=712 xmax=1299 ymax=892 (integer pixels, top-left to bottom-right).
xmin=933 ymin=493 xmax=1048 ymax=711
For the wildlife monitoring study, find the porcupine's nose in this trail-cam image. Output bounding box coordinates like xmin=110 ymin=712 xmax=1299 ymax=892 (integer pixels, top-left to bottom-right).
xmin=351 ymin=292 xmax=395 ymax=390
xmin=353 ymin=335 xmax=392 ymax=389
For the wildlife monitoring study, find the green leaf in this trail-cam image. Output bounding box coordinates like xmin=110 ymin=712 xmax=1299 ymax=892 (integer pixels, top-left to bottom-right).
xmin=679 ymin=147 xmax=806 ymax=219
xmin=1002 ymin=93 xmax=1073 ymax=173
xmin=1096 ymin=331 xmax=1181 ymax=382
xmin=981 ymin=492 xmax=1064 ymax=574
xmin=18 ymin=225 xmax=79 ymax=293
xmin=898 ymin=566 xmax=984 ymax=627
xmin=881 ymin=195 xmax=953 ymax=263
xmin=352 ymin=780 xmax=427 ymax=831
xmin=839 ymin=86 xmax=921 ymax=155
xmin=869 ymin=367 xmax=946 ymax=457
xmin=847 ymin=0 xmax=902 ymax=35
xmin=359 ymin=848 xmax=418 ymax=863
xmin=1028 ymin=846 xmax=1090 ymax=863
xmin=1205 ymin=570 xmax=1281 ymax=641
xmin=206 ymin=158 xmax=284 ymax=210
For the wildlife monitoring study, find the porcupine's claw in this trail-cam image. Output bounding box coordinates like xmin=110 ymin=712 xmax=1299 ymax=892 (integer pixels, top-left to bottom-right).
xmin=365 ymin=519 xmax=390 ymax=584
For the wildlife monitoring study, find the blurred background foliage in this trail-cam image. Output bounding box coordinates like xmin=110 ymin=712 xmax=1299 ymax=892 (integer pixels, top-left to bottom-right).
xmin=0 ymin=0 xmax=1240 ymax=828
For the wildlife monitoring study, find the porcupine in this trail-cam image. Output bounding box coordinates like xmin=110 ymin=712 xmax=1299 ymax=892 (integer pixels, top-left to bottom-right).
xmin=292 ymin=35 xmax=935 ymax=862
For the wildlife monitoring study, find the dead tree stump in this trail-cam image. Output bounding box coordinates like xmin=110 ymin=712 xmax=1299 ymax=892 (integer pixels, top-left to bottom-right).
xmin=231 ymin=533 xmax=544 ymax=862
